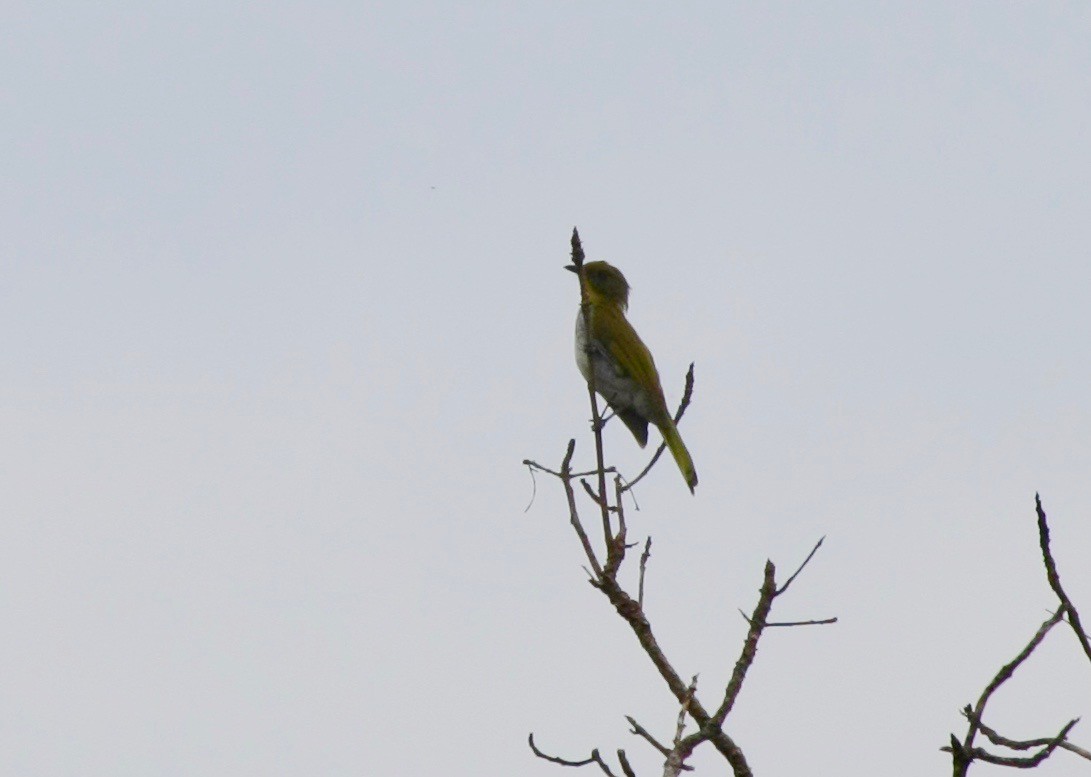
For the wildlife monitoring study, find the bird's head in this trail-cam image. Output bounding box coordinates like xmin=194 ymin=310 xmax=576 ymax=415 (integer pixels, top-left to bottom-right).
xmin=566 ymin=260 xmax=631 ymax=309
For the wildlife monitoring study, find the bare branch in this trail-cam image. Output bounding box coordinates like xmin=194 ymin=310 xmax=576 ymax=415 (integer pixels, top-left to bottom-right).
xmin=964 ymin=708 xmax=1090 ymax=761
xmin=638 ymin=537 xmax=652 ymax=609
xmin=560 ymin=443 xmax=603 ymax=580
xmin=969 ymin=607 xmax=1065 ymax=740
xmin=712 ymin=561 xmax=777 ymax=728
xmin=777 ymin=536 xmax=825 ymax=595
xmin=764 ymin=617 xmax=839 ymax=627
xmin=973 ymin=606 xmax=1064 ymax=728
xmin=1035 ymin=494 xmax=1091 ymax=663
xmin=626 ymin=715 xmax=672 ymax=758
xmin=662 ymin=676 xmax=699 ymax=777
xmin=738 ymin=609 xmax=837 ymax=628
xmin=968 ymin=718 xmax=1078 ymax=768
xmin=529 ymin=733 xmax=620 ymax=776
xmin=591 ymin=573 xmax=752 ymax=775
xmin=523 ymin=460 xmax=540 ymax=511
xmin=623 ymin=716 xmax=695 ymax=774
xmin=582 ymin=479 xmax=607 ymax=507
xmin=616 ymin=750 xmax=636 ymax=777
xmin=946 ymin=606 xmax=1067 ymax=775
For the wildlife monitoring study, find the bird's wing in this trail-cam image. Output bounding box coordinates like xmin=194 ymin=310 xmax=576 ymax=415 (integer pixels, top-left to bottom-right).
xmin=591 ymin=305 xmax=669 ymax=414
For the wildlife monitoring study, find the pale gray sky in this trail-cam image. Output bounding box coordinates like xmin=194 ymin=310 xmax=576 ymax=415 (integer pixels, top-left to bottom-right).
xmin=3 ymin=3 xmax=1090 ymax=775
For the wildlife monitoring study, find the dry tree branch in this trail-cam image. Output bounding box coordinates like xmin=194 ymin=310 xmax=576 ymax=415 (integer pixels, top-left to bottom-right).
xmin=626 ymin=715 xmax=673 ymax=760
xmin=964 ymin=708 xmax=1090 ymax=761
xmin=777 ymin=535 xmax=825 ymax=595
xmin=711 ymin=562 xmax=776 ymax=727
xmin=943 ymin=493 xmax=1091 ymax=774
xmin=955 ymin=606 xmax=1066 ymax=763
xmin=1035 ymin=493 xmax=1091 ymax=663
xmin=624 ymin=715 xmax=696 ymax=774
xmin=588 ymin=538 xmax=755 ymax=776
xmin=559 ymin=439 xmax=604 ymax=580
xmin=524 ymin=459 xmax=616 ymax=481
xmin=528 ymin=733 xmax=623 ymax=777
xmin=616 ymin=751 xmax=637 ymax=777
xmin=762 ymin=617 xmax=839 ymax=627
xmin=964 ymin=719 xmax=1079 ymax=769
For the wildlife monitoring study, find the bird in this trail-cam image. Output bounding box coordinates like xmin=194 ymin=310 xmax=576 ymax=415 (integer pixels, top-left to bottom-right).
xmin=566 ymin=260 xmax=698 ymax=493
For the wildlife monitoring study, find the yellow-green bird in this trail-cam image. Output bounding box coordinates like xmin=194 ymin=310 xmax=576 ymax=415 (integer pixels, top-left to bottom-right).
xmin=566 ymin=260 xmax=698 ymax=493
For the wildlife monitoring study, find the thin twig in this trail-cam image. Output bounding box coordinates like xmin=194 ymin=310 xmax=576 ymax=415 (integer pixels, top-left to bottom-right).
xmin=528 ymin=733 xmax=620 ymax=776
xmin=964 ymin=708 xmax=1090 ymax=761
xmin=524 ymin=459 xmax=564 ymax=477
xmin=560 ymin=439 xmax=603 ymax=580
xmin=581 ymin=479 xmax=608 ymax=507
xmin=524 ymin=459 xmax=615 ymax=481
xmin=969 ymin=607 xmax=1065 ymax=740
xmin=777 ymin=536 xmax=825 ymax=595
xmin=764 ymin=617 xmax=838 ymax=627
xmin=663 ymin=676 xmax=699 ymax=777
xmin=523 ymin=460 xmax=539 ymax=511
xmin=967 ymin=718 xmax=1079 ymax=768
xmin=624 ymin=717 xmax=696 ymax=774
xmin=626 ymin=716 xmax=672 ymax=757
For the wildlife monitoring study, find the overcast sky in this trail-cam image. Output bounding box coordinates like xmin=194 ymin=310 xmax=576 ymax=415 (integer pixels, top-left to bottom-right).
xmin=3 ymin=3 xmax=1091 ymax=775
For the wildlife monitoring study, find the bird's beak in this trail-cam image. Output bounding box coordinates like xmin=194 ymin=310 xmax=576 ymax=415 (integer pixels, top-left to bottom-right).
xmin=565 ymin=264 xmax=579 ymax=274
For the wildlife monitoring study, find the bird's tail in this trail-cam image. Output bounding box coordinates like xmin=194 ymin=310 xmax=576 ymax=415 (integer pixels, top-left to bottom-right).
xmin=660 ymin=421 xmax=698 ymax=494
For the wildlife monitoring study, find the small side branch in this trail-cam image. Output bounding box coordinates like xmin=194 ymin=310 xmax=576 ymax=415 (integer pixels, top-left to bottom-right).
xmin=558 ymin=439 xmax=603 ymax=580
xmin=638 ymin=537 xmax=652 ymax=609
xmin=626 ymin=715 xmax=672 ymax=759
xmin=777 ymin=536 xmax=825 ymax=595
xmin=662 ymin=676 xmax=699 ymax=777
xmin=964 ymin=718 xmax=1078 ymax=768
xmin=528 ymin=733 xmax=623 ymax=777
xmin=966 ymin=708 xmax=1090 ymax=761
xmin=762 ymin=617 xmax=839 ymax=627
xmin=945 ymin=607 xmax=1067 ymax=775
